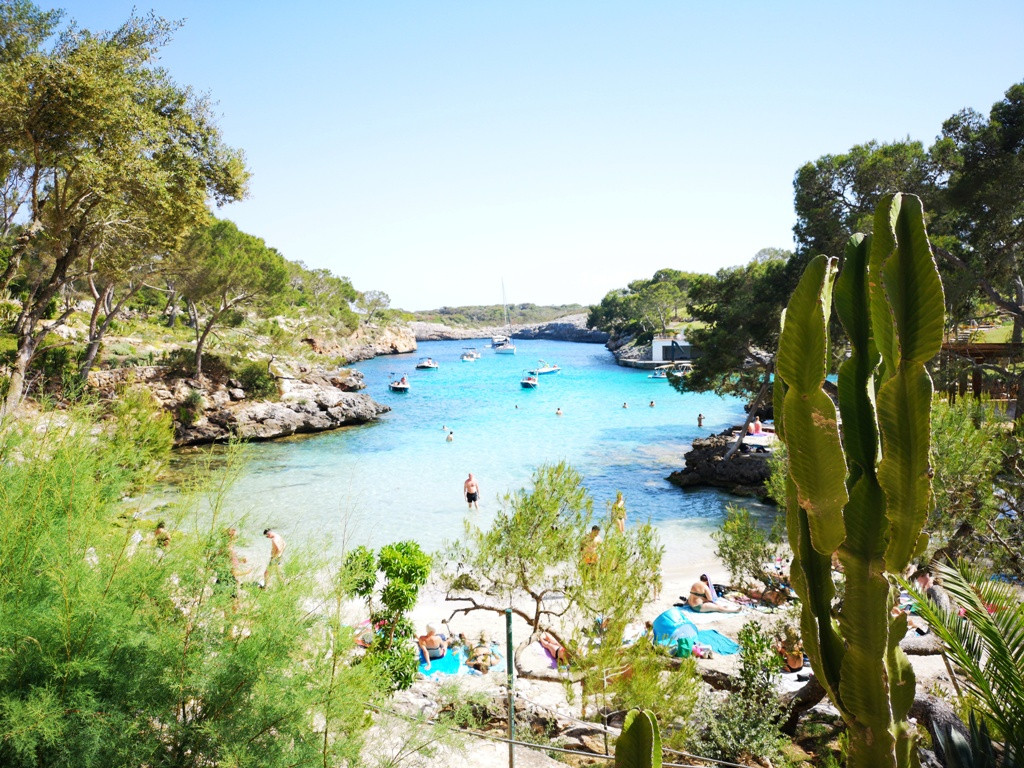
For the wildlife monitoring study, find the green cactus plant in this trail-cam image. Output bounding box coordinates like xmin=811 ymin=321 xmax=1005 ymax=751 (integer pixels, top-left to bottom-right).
xmin=615 ymin=708 xmax=662 ymax=768
xmin=775 ymin=193 xmax=944 ymax=768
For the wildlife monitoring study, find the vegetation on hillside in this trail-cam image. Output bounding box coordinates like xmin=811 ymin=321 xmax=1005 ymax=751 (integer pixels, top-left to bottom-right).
xmin=408 ymin=302 xmax=587 ymax=327
xmin=0 ymin=3 xmax=396 ymax=415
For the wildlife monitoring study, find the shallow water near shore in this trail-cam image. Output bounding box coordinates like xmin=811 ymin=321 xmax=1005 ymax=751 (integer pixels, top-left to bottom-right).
xmin=166 ymin=339 xmax=755 ymax=557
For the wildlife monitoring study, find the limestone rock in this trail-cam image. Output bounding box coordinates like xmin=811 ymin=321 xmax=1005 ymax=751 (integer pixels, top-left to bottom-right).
xmin=667 ymin=433 xmax=772 ymax=496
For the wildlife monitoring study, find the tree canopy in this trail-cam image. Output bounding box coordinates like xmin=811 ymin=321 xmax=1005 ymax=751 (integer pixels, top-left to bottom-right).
xmin=0 ymin=4 xmax=247 ymax=416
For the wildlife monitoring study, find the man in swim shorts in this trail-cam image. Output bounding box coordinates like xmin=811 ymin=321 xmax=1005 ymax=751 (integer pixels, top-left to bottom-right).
xmin=464 ymin=473 xmax=480 ymax=510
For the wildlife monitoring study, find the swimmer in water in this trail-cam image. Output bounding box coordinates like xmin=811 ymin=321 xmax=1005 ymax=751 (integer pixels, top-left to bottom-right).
xmin=556 ymin=407 xmax=563 ymax=416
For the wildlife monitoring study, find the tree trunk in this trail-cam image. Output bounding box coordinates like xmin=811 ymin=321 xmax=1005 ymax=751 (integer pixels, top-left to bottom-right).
xmin=1013 ymin=277 xmax=1024 ymax=344
xmin=78 ymin=285 xmax=141 ymax=381
xmin=194 ymin=313 xmax=220 ymax=378
xmin=1 ymin=335 xmax=37 ymax=422
xmin=165 ymin=285 xmax=179 ymax=327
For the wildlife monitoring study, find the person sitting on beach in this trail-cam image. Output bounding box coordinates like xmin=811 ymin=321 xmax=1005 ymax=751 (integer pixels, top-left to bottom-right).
xmin=752 ymin=417 xmax=763 ymax=435
xmin=467 ymin=631 xmax=500 ymax=674
xmin=418 ymin=623 xmax=447 ymax=670
xmin=687 ymin=573 xmax=740 ymax=613
xmin=776 ymin=625 xmax=804 ymax=672
xmin=538 ymin=631 xmax=569 ymax=665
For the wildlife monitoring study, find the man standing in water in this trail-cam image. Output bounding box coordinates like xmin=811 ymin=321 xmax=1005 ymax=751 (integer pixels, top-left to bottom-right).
xmin=262 ymin=528 xmax=286 ymax=588
xmin=697 ymin=413 xmax=704 ymax=428
xmin=464 ymin=473 xmax=480 ymax=510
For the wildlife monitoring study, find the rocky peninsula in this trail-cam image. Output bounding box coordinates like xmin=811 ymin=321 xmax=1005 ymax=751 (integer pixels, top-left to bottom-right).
xmin=667 ymin=430 xmax=773 ymax=497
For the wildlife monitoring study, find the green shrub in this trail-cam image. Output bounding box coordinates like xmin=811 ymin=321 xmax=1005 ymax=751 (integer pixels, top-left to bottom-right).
xmin=711 ymin=504 xmax=786 ymax=588
xmin=177 ymin=388 xmax=204 ymax=426
xmin=0 ymin=403 xmax=380 ymax=767
xmin=694 ymin=621 xmax=789 ymax=764
xmin=235 ymin=360 xmax=278 ymax=399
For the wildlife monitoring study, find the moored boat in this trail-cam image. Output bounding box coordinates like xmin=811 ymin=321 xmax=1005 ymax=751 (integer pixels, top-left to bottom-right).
xmin=389 ymin=374 xmax=410 ymax=392
xmin=530 ymin=359 xmax=560 ymax=375
xmin=460 ymin=347 xmax=480 ymax=361
xmin=415 ymin=357 xmax=439 ymax=370
xmin=520 ymin=373 xmax=539 ymax=389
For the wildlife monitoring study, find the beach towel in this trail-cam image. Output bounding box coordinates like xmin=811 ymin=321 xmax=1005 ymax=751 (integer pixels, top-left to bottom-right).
xmin=695 ymin=629 xmax=739 ymax=655
xmin=521 ymin=641 xmax=559 ymax=671
xmin=417 ymin=648 xmax=463 ymax=676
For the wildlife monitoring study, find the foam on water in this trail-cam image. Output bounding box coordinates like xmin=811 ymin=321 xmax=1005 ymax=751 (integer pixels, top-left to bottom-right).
xmin=173 ymin=339 xmax=750 ymax=553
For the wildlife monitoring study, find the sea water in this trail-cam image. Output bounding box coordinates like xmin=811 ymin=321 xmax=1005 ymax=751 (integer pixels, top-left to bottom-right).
xmin=170 ymin=339 xmax=752 ymax=555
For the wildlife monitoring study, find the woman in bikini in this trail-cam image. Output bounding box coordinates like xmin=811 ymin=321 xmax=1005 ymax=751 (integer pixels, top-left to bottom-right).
xmin=687 ymin=573 xmax=740 ymax=613
xmin=467 ymin=631 xmax=500 ymax=674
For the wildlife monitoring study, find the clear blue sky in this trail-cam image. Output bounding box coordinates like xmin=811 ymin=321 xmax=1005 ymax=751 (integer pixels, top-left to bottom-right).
xmin=50 ymin=1 xmax=1024 ymax=310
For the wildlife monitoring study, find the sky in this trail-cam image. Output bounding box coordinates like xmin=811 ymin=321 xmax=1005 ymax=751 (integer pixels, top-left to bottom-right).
xmin=47 ymin=1 xmax=1024 ymax=310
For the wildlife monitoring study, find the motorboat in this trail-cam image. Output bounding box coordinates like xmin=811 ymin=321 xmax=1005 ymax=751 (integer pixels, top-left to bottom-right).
xmin=415 ymin=357 xmax=439 ymax=370
xmin=491 ymin=335 xmax=510 ymax=347
xmin=460 ymin=347 xmax=480 ymax=361
xmin=389 ymin=375 xmax=409 ymax=392
xmin=529 ymin=360 xmax=560 ymax=375
xmin=494 ymin=341 xmax=516 ymax=355
xmin=520 ymin=372 xmax=539 ymax=389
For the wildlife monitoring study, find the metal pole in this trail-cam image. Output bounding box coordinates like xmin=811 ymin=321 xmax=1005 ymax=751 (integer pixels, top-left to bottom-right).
xmin=506 ymin=608 xmax=515 ymax=768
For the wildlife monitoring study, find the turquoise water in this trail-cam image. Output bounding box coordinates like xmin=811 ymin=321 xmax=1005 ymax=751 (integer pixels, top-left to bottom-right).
xmin=181 ymin=340 xmax=748 ymax=553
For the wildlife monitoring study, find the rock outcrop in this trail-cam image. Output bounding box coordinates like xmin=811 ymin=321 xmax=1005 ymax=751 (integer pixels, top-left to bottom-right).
xmin=86 ymin=363 xmax=390 ymax=447
xmin=301 ymin=323 xmax=417 ymax=362
xmin=409 ymin=313 xmax=608 ymax=344
xmin=667 ymin=432 xmax=772 ymax=497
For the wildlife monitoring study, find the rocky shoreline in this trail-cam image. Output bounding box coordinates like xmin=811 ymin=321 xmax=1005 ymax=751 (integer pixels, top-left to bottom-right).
xmin=667 ymin=431 xmax=773 ymax=497
xmin=409 ymin=313 xmax=607 ymax=344
xmin=87 ymin=364 xmax=389 ymax=447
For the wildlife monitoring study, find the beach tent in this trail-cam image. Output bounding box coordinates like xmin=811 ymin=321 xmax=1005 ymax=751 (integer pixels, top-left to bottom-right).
xmin=651 ymin=606 xmax=740 ymax=656
xmin=651 ymin=607 xmax=699 ymax=644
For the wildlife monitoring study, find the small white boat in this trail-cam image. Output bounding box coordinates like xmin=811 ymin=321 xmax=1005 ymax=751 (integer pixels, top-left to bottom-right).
xmin=648 ymin=370 xmax=668 ymax=379
xmin=491 ymin=335 xmax=510 ymax=347
xmin=389 ymin=375 xmax=409 ymax=392
xmin=415 ymin=357 xmax=439 ymax=370
xmin=520 ymin=373 xmax=539 ymax=389
xmin=530 ymin=360 xmax=560 ymax=375
xmin=494 ymin=341 xmax=516 ymax=355
xmin=460 ymin=347 xmax=480 ymax=361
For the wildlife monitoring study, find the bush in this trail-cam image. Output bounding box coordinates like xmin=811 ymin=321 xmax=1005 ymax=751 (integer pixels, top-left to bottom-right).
xmin=0 ymin=403 xmax=380 ymax=767
xmin=694 ymin=621 xmax=789 ymax=764
xmin=712 ymin=504 xmax=787 ymax=589
xmin=178 ymin=388 xmax=204 ymax=426
xmin=235 ymin=360 xmax=278 ymax=399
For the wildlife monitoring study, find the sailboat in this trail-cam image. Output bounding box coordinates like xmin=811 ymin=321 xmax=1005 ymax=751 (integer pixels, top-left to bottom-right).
xmin=493 ymin=280 xmax=516 ymax=355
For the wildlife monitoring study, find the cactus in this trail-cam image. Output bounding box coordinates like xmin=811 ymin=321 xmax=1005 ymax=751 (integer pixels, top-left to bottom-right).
xmin=775 ymin=193 xmax=944 ymax=768
xmin=615 ymin=709 xmax=662 ymax=768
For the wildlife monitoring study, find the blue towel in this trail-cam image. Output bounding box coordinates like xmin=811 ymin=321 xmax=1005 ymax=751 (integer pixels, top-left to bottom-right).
xmin=418 ymin=649 xmax=462 ymax=676
xmin=695 ymin=629 xmax=739 ymax=655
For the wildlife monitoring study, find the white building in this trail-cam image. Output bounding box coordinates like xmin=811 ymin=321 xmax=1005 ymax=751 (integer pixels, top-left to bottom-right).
xmin=651 ymin=330 xmax=695 ymax=362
